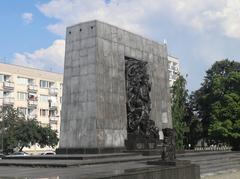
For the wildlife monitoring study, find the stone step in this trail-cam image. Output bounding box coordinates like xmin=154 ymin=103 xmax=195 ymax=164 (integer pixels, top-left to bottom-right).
xmin=3 ymin=152 xmax=140 ymax=160
xmin=191 ymin=156 xmax=240 ymax=165
xmin=199 ymin=160 xmax=240 ymax=169
xmin=0 ymin=155 xmax=163 ymax=168
xmin=178 ymin=151 xmax=237 ymax=158
xmin=187 ymin=154 xmax=240 ymax=175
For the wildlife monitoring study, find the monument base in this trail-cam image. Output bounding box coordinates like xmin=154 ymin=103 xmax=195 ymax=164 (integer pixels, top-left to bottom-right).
xmin=123 ymin=163 xmax=200 ymax=179
xmin=125 ymin=133 xmax=161 ymax=150
xmin=144 ymin=159 xmax=200 ymax=179
xmin=147 ymin=159 xmax=191 ymax=166
xmin=0 ymin=152 xmax=200 ymax=179
xmin=124 ymin=149 xmax=162 ymax=156
xmin=56 ymin=147 xmax=125 ymax=154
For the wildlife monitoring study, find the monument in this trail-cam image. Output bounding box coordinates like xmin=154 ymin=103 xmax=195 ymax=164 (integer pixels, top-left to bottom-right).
xmin=57 ymin=20 xmax=172 ymax=154
xmin=0 ymin=20 xmax=199 ymax=179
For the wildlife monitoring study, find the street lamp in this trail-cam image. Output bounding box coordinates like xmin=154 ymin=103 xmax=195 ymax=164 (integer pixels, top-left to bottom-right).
xmin=0 ymin=103 xmax=4 ymax=154
xmin=0 ymin=113 xmax=3 ymax=153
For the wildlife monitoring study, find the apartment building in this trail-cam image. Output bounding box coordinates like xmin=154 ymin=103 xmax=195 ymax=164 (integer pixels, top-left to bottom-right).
xmin=0 ymin=63 xmax=63 ymax=152
xmin=168 ymin=55 xmax=180 ymax=87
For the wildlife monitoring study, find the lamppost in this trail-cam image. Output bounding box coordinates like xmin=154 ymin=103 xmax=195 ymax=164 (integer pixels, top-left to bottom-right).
xmin=0 ymin=111 xmax=3 ymax=154
xmin=0 ymin=99 xmax=4 ymax=154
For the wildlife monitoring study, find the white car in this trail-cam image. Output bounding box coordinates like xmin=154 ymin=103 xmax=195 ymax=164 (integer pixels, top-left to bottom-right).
xmin=40 ymin=151 xmax=56 ymax=155
xmin=7 ymin=151 xmax=29 ymax=157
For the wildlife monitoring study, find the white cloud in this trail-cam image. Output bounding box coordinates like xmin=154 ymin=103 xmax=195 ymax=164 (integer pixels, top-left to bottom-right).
xmin=22 ymin=12 xmax=33 ymax=24
xmin=37 ymin=0 xmax=240 ymax=39
xmin=12 ymin=40 xmax=65 ymax=72
xmin=37 ymin=0 xmax=162 ymax=36
xmin=166 ymin=0 xmax=240 ymax=39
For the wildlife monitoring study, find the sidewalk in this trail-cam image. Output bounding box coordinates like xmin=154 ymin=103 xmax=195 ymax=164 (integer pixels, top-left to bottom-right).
xmin=202 ymin=169 xmax=240 ymax=179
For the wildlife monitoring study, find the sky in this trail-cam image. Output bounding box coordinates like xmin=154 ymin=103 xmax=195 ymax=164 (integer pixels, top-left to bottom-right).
xmin=0 ymin=0 xmax=240 ymax=92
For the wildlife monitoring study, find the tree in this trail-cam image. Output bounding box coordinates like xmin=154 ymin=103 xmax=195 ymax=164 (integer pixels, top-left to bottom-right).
xmin=171 ymin=75 xmax=188 ymax=149
xmin=0 ymin=106 xmax=25 ymax=153
xmin=184 ymin=94 xmax=203 ymax=148
xmin=37 ymin=125 xmax=59 ymax=148
xmin=0 ymin=106 xmax=59 ymax=153
xmin=194 ymin=59 xmax=240 ymax=149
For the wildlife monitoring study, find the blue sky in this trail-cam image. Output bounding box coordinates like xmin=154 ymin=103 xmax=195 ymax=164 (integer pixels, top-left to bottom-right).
xmin=0 ymin=1 xmax=58 ymax=57
xmin=0 ymin=0 xmax=240 ymax=91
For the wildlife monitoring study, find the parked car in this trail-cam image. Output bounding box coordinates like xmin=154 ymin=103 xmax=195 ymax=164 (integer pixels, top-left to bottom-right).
xmin=0 ymin=153 xmax=5 ymax=159
xmin=7 ymin=151 xmax=29 ymax=157
xmin=40 ymin=151 xmax=56 ymax=155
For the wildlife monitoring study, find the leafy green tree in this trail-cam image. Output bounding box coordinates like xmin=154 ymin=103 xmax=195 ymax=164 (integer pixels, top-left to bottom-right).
xmin=0 ymin=106 xmax=59 ymax=153
xmin=184 ymin=94 xmax=203 ymax=148
xmin=171 ymin=75 xmax=188 ymax=149
xmin=0 ymin=106 xmax=25 ymax=153
xmin=38 ymin=125 xmax=59 ymax=148
xmin=194 ymin=59 xmax=240 ymax=149
xmin=15 ymin=119 xmax=39 ymax=151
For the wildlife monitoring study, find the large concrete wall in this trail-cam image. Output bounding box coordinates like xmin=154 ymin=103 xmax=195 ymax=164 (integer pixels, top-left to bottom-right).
xmin=59 ymin=20 xmax=172 ymax=151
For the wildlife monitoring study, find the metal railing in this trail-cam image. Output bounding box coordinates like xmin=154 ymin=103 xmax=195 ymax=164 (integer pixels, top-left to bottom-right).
xmin=28 ymin=84 xmax=38 ymax=92
xmin=27 ymin=114 xmax=38 ymax=119
xmin=3 ymin=81 xmax=14 ymax=89
xmin=185 ymin=146 xmax=232 ymax=152
xmin=3 ymin=97 xmax=14 ymax=105
xmin=49 ymin=102 xmax=58 ymax=110
xmin=28 ymin=100 xmax=38 ymax=106
xmin=49 ymin=116 xmax=58 ymax=124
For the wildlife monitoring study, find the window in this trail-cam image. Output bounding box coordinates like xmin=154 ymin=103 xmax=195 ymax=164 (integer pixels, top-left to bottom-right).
xmin=28 ymin=108 xmax=36 ymax=115
xmin=28 ymin=93 xmax=37 ymax=101
xmin=39 ymin=95 xmax=49 ymax=103
xmin=28 ymin=79 xmax=34 ymax=85
xmin=49 ymin=96 xmax=57 ymax=106
xmin=18 ymin=107 xmax=27 ymax=115
xmin=40 ymin=80 xmax=55 ymax=88
xmin=0 ymin=74 xmax=4 ymax=82
xmin=40 ymin=80 xmax=48 ymax=88
xmin=4 ymin=75 xmax=11 ymax=82
xmin=49 ymin=82 xmax=55 ymax=88
xmin=40 ymin=109 xmax=48 ymax=117
xmin=168 ymin=62 xmax=171 ymax=69
xmin=49 ymin=110 xmax=57 ymax=117
xmin=4 ymin=91 xmax=13 ymax=97
xmin=17 ymin=77 xmax=28 ymax=85
xmin=17 ymin=92 xmax=27 ymax=101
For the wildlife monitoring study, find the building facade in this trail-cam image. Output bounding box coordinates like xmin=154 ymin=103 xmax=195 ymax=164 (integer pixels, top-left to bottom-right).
xmin=0 ymin=63 xmax=63 ymax=152
xmin=168 ymin=55 xmax=180 ymax=86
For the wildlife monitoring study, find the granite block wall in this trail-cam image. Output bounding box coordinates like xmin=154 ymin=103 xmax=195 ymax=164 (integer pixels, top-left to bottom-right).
xmin=59 ymin=20 xmax=172 ymax=150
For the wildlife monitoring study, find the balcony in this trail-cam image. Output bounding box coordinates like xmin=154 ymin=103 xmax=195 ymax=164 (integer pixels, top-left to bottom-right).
xmin=28 ymin=100 xmax=38 ymax=107
xmin=49 ymin=102 xmax=58 ymax=110
xmin=3 ymin=81 xmax=14 ymax=91
xmin=49 ymin=88 xmax=58 ymax=96
xmin=28 ymin=84 xmax=38 ymax=92
xmin=27 ymin=114 xmax=38 ymax=119
xmin=49 ymin=116 xmax=58 ymax=124
xmin=3 ymin=97 xmax=14 ymax=105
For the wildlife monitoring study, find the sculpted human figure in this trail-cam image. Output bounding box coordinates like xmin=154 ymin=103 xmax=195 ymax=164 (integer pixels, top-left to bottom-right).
xmin=125 ymin=58 xmax=159 ymax=140
xmin=161 ymin=128 xmax=176 ymax=161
